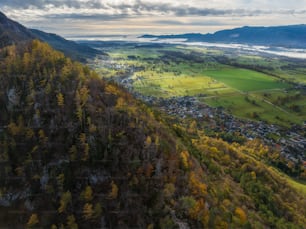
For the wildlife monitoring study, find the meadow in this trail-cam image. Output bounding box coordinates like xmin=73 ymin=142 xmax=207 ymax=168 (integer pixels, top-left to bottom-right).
xmin=203 ymin=68 xmax=288 ymax=92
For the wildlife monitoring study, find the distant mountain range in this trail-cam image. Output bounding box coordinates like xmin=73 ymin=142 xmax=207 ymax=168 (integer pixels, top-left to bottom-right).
xmin=141 ymin=25 xmax=306 ymax=48
xmin=0 ymin=11 xmax=105 ymax=61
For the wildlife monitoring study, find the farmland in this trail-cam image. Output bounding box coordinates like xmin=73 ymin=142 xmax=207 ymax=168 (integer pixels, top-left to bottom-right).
xmin=88 ymin=42 xmax=306 ymax=127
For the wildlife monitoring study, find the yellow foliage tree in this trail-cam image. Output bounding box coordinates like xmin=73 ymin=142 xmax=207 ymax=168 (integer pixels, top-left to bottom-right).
xmin=78 ymin=133 xmax=89 ymax=160
xmin=116 ymin=97 xmax=126 ymax=109
xmin=108 ymin=181 xmax=119 ymax=199
xmin=83 ymin=186 xmax=93 ymax=202
xmin=251 ymin=171 xmax=257 ymax=180
xmin=155 ymin=135 xmax=160 ymax=147
xmin=201 ymin=208 xmax=210 ymax=227
xmin=76 ymin=107 xmax=83 ymax=122
xmin=189 ymin=198 xmax=205 ymax=219
xmin=79 ymin=86 xmax=89 ymax=107
xmin=105 ymin=84 xmax=119 ymax=95
xmin=27 ymin=213 xmax=39 ymax=228
xmin=235 ymin=207 xmax=247 ymax=225
xmin=26 ymin=128 xmax=35 ymax=139
xmin=163 ymin=183 xmax=175 ymax=199
xmin=66 ymin=215 xmax=78 ymax=229
xmin=189 ymin=172 xmax=207 ymax=197
xmin=38 ymin=129 xmax=45 ymax=139
xmin=79 ymin=133 xmax=86 ymax=144
xmin=45 ymin=83 xmax=52 ymax=94
xmin=180 ymin=151 xmax=190 ymax=170
xmin=94 ymin=203 xmax=102 ymax=219
xmin=214 ymin=217 xmax=228 ymax=229
xmin=58 ymin=191 xmax=71 ymax=213
xmin=57 ymin=173 xmax=65 ymax=189
xmin=145 ymin=136 xmax=152 ymax=147
xmin=38 ymin=129 xmax=48 ymax=144
xmin=83 ymin=203 xmax=94 ymax=220
xmin=57 ymin=93 xmax=64 ymax=107
xmin=7 ymin=121 xmax=19 ymax=136
xmin=22 ymin=52 xmax=31 ymax=70
xmin=187 ymin=120 xmax=197 ymax=135
xmin=83 ymin=143 xmax=90 ymax=161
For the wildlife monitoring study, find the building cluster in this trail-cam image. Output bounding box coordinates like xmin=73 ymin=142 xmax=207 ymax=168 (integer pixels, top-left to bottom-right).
xmin=136 ymin=94 xmax=306 ymax=166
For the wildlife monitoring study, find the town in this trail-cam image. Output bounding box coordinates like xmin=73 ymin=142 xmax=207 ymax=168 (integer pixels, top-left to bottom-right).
xmin=135 ymin=92 xmax=306 ymax=168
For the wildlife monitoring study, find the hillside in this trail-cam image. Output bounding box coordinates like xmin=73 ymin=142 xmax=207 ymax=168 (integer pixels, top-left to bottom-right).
xmin=0 ymin=11 xmax=34 ymax=47
xmin=0 ymin=11 xmax=104 ymax=61
xmin=30 ymin=29 xmax=106 ymax=62
xmin=140 ymin=25 xmax=306 ymax=48
xmin=0 ymin=38 xmax=305 ymax=228
xmin=0 ymin=40 xmax=187 ymax=228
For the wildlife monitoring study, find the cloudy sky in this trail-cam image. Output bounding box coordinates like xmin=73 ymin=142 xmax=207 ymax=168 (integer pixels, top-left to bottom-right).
xmin=2 ymin=0 xmax=306 ymax=38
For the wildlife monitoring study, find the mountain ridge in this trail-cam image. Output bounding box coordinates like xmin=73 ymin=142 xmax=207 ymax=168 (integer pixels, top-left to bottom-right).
xmin=0 ymin=11 xmax=105 ymax=61
xmin=30 ymin=28 xmax=106 ymax=61
xmin=0 ymin=11 xmax=35 ymax=47
xmin=140 ymin=24 xmax=306 ymax=48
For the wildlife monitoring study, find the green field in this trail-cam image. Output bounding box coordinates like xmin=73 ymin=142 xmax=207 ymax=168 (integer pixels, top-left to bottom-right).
xmin=204 ymin=68 xmax=288 ymax=91
xmin=132 ymin=71 xmax=229 ymax=97
xmin=203 ymin=92 xmax=303 ymax=126
xmin=252 ymin=90 xmax=306 ymax=120
xmin=130 ymin=57 xmax=290 ymax=98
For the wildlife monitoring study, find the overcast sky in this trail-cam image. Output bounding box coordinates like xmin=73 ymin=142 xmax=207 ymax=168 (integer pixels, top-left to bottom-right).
xmin=2 ymin=0 xmax=306 ymax=38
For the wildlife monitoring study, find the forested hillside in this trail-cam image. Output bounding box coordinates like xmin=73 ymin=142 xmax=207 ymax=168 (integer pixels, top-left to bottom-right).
xmin=0 ymin=40 xmax=305 ymax=228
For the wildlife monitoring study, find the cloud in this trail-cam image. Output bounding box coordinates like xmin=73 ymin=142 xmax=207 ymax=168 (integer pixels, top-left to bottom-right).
xmin=153 ymin=20 xmax=185 ymax=25
xmin=2 ymin=0 xmax=306 ymax=17
xmin=154 ymin=20 xmax=226 ymax=26
xmin=2 ymin=0 xmax=306 ymax=22
xmin=1 ymin=0 xmax=92 ymax=9
xmin=44 ymin=13 xmax=131 ymax=21
xmin=2 ymin=0 xmax=306 ymax=36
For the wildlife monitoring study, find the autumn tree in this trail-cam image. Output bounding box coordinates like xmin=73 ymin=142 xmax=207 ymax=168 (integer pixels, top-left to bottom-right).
xmin=83 ymin=203 xmax=94 ymax=220
xmin=81 ymin=185 xmax=93 ymax=202
xmin=94 ymin=203 xmax=102 ymax=219
xmin=163 ymin=183 xmax=175 ymax=199
xmin=57 ymin=92 xmax=64 ymax=107
xmin=180 ymin=151 xmax=191 ymax=170
xmin=108 ymin=181 xmax=118 ymax=199
xmin=234 ymin=207 xmax=247 ymax=225
xmin=27 ymin=213 xmax=39 ymax=228
xmin=66 ymin=215 xmax=78 ymax=229
xmin=58 ymin=191 xmax=72 ymax=213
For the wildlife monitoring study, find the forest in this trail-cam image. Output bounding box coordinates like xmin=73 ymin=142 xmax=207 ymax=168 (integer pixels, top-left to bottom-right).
xmin=0 ymin=40 xmax=305 ymax=228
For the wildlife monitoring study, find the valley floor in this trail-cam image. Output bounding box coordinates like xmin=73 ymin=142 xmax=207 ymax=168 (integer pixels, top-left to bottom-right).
xmin=87 ymin=41 xmax=306 ymax=176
